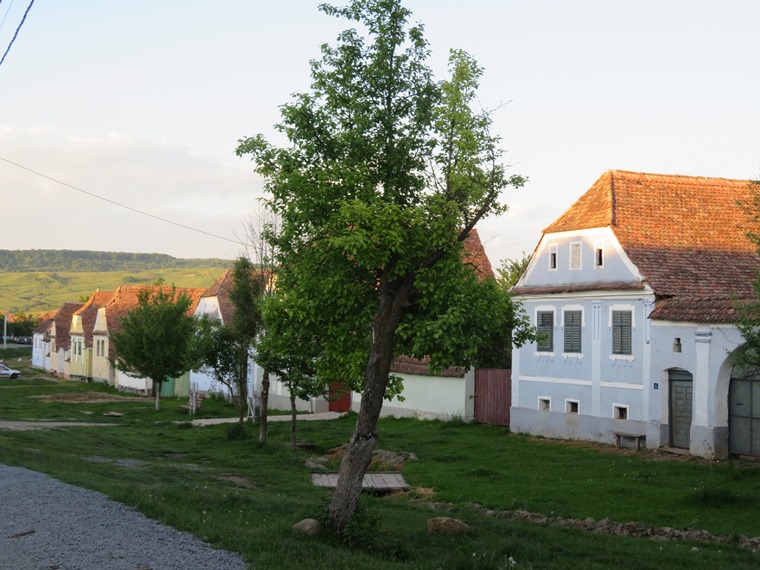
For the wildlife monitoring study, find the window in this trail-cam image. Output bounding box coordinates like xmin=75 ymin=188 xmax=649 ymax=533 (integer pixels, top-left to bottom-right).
xmin=539 ymin=397 xmax=551 ymax=411
xmin=566 ymin=399 xmax=579 ymax=414
xmin=612 ymin=310 xmax=632 ymax=355
xmin=549 ymin=244 xmax=558 ymax=270
xmin=570 ymin=242 xmax=581 ymax=270
xmin=536 ymin=311 xmax=554 ymax=352
xmin=613 ymin=405 xmax=628 ymax=420
xmin=564 ymin=310 xmax=582 ymax=353
xmin=594 ymin=239 xmax=604 ymax=268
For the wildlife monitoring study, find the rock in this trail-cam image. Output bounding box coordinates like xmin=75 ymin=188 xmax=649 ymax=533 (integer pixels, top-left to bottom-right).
xmin=293 ymin=518 xmax=323 ymax=536
xmin=305 ymin=458 xmax=329 ymax=471
xmin=427 ymin=516 xmax=470 ymax=536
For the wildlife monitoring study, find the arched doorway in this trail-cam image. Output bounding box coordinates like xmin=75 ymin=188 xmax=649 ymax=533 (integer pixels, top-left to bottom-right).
xmin=669 ymin=369 xmax=693 ymax=449
xmin=729 ymin=365 xmax=760 ymax=456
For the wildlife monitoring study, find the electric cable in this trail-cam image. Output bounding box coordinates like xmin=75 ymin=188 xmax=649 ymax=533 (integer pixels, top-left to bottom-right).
xmin=0 ymin=0 xmax=34 ymax=68
xmin=0 ymin=155 xmax=247 ymax=247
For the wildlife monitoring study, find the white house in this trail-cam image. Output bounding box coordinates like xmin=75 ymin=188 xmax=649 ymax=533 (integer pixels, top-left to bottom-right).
xmin=510 ymin=170 xmax=760 ymax=459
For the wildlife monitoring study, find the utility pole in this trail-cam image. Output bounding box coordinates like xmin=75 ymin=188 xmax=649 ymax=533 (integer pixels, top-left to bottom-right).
xmin=3 ymin=311 xmax=7 ymax=349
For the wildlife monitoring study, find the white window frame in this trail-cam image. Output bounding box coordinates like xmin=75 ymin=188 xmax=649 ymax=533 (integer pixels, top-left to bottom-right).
xmin=594 ymin=239 xmax=604 ymax=269
xmin=608 ymin=304 xmax=636 ymax=361
xmin=534 ymin=305 xmax=556 ymax=356
xmin=538 ymin=397 xmax=551 ymax=411
xmin=565 ymin=399 xmax=580 ymax=414
xmin=548 ymin=243 xmax=558 ymax=271
xmin=613 ymin=403 xmax=629 ymax=420
xmin=569 ymin=241 xmax=582 ymax=271
xmin=561 ymin=304 xmax=584 ymax=358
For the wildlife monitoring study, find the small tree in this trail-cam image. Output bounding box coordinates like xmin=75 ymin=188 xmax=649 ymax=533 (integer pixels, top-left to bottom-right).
xmin=193 ymin=257 xmax=264 ymax=426
xmin=111 ymin=287 xmax=196 ymax=411
xmin=255 ymin=291 xmax=325 ymax=454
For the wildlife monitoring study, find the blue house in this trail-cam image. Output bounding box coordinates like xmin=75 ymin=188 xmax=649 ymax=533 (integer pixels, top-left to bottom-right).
xmin=510 ymin=170 xmax=760 ymax=459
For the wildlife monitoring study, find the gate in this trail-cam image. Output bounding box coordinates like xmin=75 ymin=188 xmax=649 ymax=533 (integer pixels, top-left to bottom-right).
xmin=329 ymin=381 xmax=351 ymax=413
xmin=729 ymin=376 xmax=760 ymax=456
xmin=669 ymin=369 xmax=693 ymax=449
xmin=474 ymin=368 xmax=511 ymax=426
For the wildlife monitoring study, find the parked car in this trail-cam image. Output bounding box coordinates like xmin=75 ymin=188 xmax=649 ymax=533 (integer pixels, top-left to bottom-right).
xmin=0 ymin=363 xmax=20 ymax=379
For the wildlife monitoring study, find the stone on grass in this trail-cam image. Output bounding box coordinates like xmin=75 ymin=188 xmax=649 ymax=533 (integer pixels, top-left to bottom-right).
xmin=427 ymin=516 xmax=470 ymax=536
xmin=293 ymin=518 xmax=323 ymax=536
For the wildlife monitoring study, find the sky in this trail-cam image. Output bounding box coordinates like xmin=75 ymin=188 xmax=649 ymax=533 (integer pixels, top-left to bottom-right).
xmin=2 ymin=1 xmax=760 ymax=267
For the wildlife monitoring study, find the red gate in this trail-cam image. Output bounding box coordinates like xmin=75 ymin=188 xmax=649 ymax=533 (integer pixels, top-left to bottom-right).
xmin=329 ymin=381 xmax=351 ymax=413
xmin=474 ymin=368 xmax=511 ymax=426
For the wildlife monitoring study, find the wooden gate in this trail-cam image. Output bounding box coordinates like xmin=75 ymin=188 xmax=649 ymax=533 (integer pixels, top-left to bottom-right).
xmin=729 ymin=376 xmax=760 ymax=456
xmin=474 ymin=368 xmax=511 ymax=426
xmin=329 ymin=381 xmax=351 ymax=413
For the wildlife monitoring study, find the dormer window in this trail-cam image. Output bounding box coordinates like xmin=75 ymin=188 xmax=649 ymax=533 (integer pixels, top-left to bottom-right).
xmin=570 ymin=242 xmax=581 ymax=270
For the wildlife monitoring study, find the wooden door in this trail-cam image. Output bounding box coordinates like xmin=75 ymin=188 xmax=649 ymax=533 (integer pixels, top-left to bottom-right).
xmin=474 ymin=368 xmax=511 ymax=426
xmin=669 ymin=370 xmax=693 ymax=449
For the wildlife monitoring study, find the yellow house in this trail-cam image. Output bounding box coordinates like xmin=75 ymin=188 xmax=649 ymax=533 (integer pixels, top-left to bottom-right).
xmin=69 ymin=290 xmax=115 ymax=381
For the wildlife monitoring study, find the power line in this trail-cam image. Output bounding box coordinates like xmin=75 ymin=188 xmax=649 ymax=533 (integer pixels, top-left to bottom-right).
xmin=0 ymin=0 xmax=34 ymax=68
xmin=0 ymin=0 xmax=18 ymax=34
xmin=0 ymin=155 xmax=247 ymax=247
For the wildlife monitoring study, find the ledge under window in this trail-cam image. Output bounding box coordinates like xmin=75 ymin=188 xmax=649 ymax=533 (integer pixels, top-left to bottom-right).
xmin=562 ymin=353 xmax=584 ymax=360
xmin=609 ymin=354 xmax=635 ymax=361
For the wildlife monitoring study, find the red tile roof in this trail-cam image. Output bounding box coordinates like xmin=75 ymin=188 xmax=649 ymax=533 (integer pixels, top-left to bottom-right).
xmin=202 ymin=269 xmax=237 ymax=325
xmin=390 ymin=355 xmax=466 ymax=378
xmin=33 ymin=309 xmax=58 ymax=337
xmin=461 ymin=229 xmax=494 ymax=281
xmin=543 ymin=170 xmax=760 ymax=322
xmin=95 ymin=286 xmax=205 ymax=358
xmin=72 ymin=290 xmax=115 ymax=347
xmin=48 ymin=302 xmax=85 ymax=350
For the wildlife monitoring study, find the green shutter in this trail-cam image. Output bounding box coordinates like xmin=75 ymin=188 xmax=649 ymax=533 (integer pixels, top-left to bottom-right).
xmin=612 ymin=311 xmax=632 ymax=355
xmin=564 ymin=310 xmax=582 ymax=353
xmin=537 ymin=311 xmax=553 ymax=352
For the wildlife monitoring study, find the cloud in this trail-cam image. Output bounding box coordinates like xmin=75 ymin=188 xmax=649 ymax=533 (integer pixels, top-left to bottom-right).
xmin=1 ymin=125 xmax=262 ymax=259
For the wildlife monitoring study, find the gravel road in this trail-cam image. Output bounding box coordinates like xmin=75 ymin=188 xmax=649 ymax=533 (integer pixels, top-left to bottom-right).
xmin=0 ymin=464 xmax=248 ymax=570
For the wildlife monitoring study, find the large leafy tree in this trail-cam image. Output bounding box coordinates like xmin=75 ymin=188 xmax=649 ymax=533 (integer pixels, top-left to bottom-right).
xmin=236 ymin=0 xmax=529 ymax=531
xmin=735 ymin=180 xmax=760 ymax=374
xmin=111 ymin=287 xmax=196 ymax=411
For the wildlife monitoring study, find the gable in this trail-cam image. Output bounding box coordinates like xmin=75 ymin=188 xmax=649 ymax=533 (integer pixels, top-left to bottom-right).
xmin=527 ymin=170 xmax=760 ymax=322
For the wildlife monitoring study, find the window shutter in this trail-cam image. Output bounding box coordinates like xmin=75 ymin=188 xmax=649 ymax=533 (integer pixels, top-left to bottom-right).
xmin=537 ymin=311 xmax=553 ymax=352
xmin=612 ymin=311 xmax=632 ymax=355
xmin=564 ymin=310 xmax=582 ymax=353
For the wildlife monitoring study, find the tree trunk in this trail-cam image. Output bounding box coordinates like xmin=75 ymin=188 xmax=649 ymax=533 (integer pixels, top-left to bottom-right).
xmin=328 ymin=286 xmax=407 ymax=531
xmin=154 ymin=383 xmax=161 ymax=411
xmin=259 ymin=369 xmax=270 ymax=443
xmin=290 ymin=391 xmax=297 ymax=455
xmin=238 ymin=357 xmax=247 ymax=427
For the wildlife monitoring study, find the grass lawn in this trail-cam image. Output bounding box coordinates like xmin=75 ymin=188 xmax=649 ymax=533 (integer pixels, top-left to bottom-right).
xmin=1 ymin=347 xmax=760 ymax=569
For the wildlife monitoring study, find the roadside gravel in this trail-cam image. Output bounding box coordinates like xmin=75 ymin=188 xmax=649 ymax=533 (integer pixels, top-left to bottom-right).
xmin=0 ymin=464 xmax=248 ymax=570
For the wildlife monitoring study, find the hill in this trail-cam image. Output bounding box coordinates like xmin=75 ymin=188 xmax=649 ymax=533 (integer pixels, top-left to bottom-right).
xmin=0 ymin=250 xmax=231 ymax=315
xmin=0 ymin=249 xmax=229 ymax=272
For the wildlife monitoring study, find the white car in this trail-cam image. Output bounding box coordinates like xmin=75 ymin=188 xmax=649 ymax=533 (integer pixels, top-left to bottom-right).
xmin=0 ymin=363 xmax=20 ymax=379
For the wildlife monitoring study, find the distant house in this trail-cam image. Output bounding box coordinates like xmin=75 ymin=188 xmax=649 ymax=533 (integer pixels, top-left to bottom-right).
xmin=31 ymin=309 xmax=58 ymax=371
xmin=510 ymin=170 xmax=760 ymax=459
xmin=91 ymin=285 xmax=205 ymax=394
xmin=69 ymin=290 xmax=115 ymax=381
xmin=32 ymin=302 xmax=85 ymax=377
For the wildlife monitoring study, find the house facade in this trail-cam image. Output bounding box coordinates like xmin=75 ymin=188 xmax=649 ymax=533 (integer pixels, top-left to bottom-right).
xmin=510 ymin=171 xmax=759 ymax=459
xmin=69 ymin=290 xmax=115 ymax=381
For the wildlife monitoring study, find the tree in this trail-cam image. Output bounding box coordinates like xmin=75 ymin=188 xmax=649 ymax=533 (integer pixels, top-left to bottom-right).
xmin=236 ymin=0 xmax=530 ymax=531
xmin=255 ymin=291 xmax=325 ymax=454
xmin=735 ymin=179 xmax=760 ymax=373
xmin=111 ymin=287 xmax=196 ymax=411
xmin=194 ymin=257 xmax=265 ymax=426
xmin=497 ymin=252 xmax=531 ymax=289
xmin=239 ymin=205 xmax=280 ymax=443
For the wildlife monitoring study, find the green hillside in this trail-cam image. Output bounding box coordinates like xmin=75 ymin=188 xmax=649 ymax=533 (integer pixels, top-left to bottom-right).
xmin=0 ymin=250 xmax=231 ymax=315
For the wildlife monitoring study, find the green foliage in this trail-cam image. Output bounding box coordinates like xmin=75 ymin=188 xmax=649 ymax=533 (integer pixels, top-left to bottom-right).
xmin=735 ymin=179 xmax=760 ymax=371
xmin=111 ymin=286 xmax=197 ymax=410
xmin=497 ymin=253 xmax=531 ymax=289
